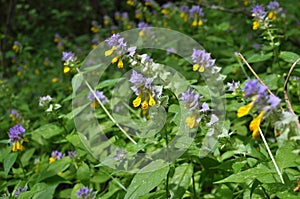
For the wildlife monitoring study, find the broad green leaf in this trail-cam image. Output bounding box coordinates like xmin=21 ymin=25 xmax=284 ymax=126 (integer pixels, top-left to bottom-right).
xmin=247 ymin=53 xmax=273 ymax=63
xmin=76 ymin=162 xmax=90 ymax=185
xmin=72 ymin=73 xmax=84 ymax=93
xmin=170 ymin=163 xmax=193 ymax=199
xmin=279 ymin=51 xmax=300 ymax=64
xmin=276 ymin=141 xmax=299 ymax=169
xmin=31 ymin=124 xmax=63 ymax=139
xmin=20 ymin=148 xmax=35 ymax=167
xmin=124 ymin=160 xmax=169 ymax=199
xmin=138 ymin=190 xmax=166 ymax=199
xmin=96 ymin=78 xmax=122 ymax=89
xmin=4 ymin=152 xmax=18 ymax=177
xmin=18 ymin=183 xmax=58 ymax=199
xmin=214 ymin=164 xmax=275 ymax=184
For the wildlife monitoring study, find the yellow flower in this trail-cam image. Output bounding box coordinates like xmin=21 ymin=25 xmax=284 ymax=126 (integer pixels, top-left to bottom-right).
xmin=149 ymin=95 xmax=156 ymax=106
xmin=139 ymin=31 xmax=144 ymax=37
xmin=161 ymin=9 xmax=169 ymax=15
xmin=49 ymin=157 xmax=56 ymax=163
xmin=142 ymin=100 xmax=149 ymax=110
xmin=244 ymin=0 xmax=249 ymax=6
xmin=112 ymin=56 xmax=119 ymax=64
xmin=249 ymin=111 xmax=265 ymax=132
xmin=193 ymin=64 xmax=198 ymax=71
xmin=237 ymin=102 xmax=254 ymax=118
xmin=198 ymin=19 xmax=203 ymax=26
xmin=35 ymin=69 xmax=40 ymax=75
xmin=12 ymin=141 xmax=24 ymax=152
xmin=133 ymin=96 xmax=142 ymax=107
xmin=64 ymin=66 xmax=70 ymax=74
xmin=117 ymin=58 xmax=123 ymax=68
xmin=12 ymin=44 xmax=19 ymax=53
xmin=192 ymin=19 xmax=197 ymax=27
xmin=186 ymin=115 xmax=196 ymax=128
xmin=253 ymin=21 xmax=259 ymax=30
xmin=127 ymin=0 xmax=134 ymax=6
xmin=52 ymin=77 xmax=59 ymax=83
xmin=268 ymin=11 xmax=277 ymax=20
xmin=105 ymin=46 xmax=117 ymax=56
xmin=199 ymin=64 xmax=205 ymax=72
xmin=91 ymin=26 xmax=99 ymax=33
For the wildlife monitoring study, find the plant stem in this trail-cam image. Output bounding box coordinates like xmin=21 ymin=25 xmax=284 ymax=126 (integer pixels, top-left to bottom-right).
xmin=258 ymin=127 xmax=284 ymax=184
xmin=76 ymin=68 xmax=137 ymax=145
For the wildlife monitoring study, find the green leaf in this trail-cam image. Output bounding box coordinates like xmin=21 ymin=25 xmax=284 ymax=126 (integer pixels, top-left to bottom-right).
xmin=124 ymin=160 xmax=169 ymax=199
xmin=214 ymin=164 xmax=275 ymax=184
xmin=18 ymin=183 xmax=58 ymax=199
xmin=72 ymin=73 xmax=84 ymax=93
xmin=170 ymin=163 xmax=193 ymax=199
xmin=276 ymin=141 xmax=299 ymax=169
xmin=96 ymin=78 xmax=122 ymax=89
xmin=138 ymin=190 xmax=166 ymax=199
xmin=4 ymin=152 xmax=18 ymax=177
xmin=279 ymin=51 xmax=300 ymax=64
xmin=247 ymin=53 xmax=273 ymax=63
xmin=20 ymin=148 xmax=35 ymax=167
xmin=31 ymin=124 xmax=63 ymax=139
xmin=76 ymin=162 xmax=90 ymax=185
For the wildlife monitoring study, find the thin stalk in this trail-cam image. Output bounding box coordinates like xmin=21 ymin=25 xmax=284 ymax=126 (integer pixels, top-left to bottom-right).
xmin=258 ymin=127 xmax=284 ymax=184
xmin=236 ymin=54 xmax=248 ymax=77
xmin=76 ymin=68 xmax=137 ymax=145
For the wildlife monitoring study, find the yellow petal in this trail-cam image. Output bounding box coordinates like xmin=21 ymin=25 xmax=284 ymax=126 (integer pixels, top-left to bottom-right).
xmin=105 ymin=46 xmax=117 ymax=56
xmin=252 ymin=129 xmax=260 ymax=139
xmin=112 ymin=56 xmax=119 ymax=64
xmin=16 ymin=141 xmax=24 ymax=151
xmin=12 ymin=142 xmax=18 ymax=152
xmin=249 ymin=111 xmax=265 ymax=131
xmin=64 ymin=66 xmax=70 ymax=73
xmin=117 ymin=58 xmax=123 ymax=68
xmin=49 ymin=157 xmax=56 ymax=163
xmin=139 ymin=31 xmax=144 ymax=37
xmin=192 ymin=19 xmax=197 ymax=27
xmin=199 ymin=64 xmax=205 ymax=72
xmin=198 ymin=19 xmax=203 ymax=26
xmin=186 ymin=115 xmax=196 ymax=128
xmin=133 ymin=96 xmax=142 ymax=107
xmin=142 ymin=100 xmax=149 ymax=110
xmin=253 ymin=21 xmax=259 ymax=30
xmin=237 ymin=102 xmax=253 ymax=118
xmin=149 ymin=95 xmax=156 ymax=106
xmin=193 ymin=64 xmax=198 ymax=71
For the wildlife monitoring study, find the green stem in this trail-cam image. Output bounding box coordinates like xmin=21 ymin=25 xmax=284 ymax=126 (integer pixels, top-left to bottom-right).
xmin=76 ymin=68 xmax=137 ymax=145
xmin=236 ymin=55 xmax=248 ymax=78
xmin=258 ymin=127 xmax=284 ymax=184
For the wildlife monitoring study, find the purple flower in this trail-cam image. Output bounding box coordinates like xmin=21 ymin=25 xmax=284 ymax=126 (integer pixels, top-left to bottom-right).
xmin=39 ymin=95 xmax=53 ymax=107
xmin=15 ymin=186 xmax=27 ymax=197
xmin=87 ymin=90 xmax=108 ymax=104
xmin=62 ymin=51 xmax=76 ymax=65
xmin=180 ymin=88 xmax=201 ymax=111
xmin=252 ymin=5 xmax=266 ymax=19
xmin=191 ymin=49 xmax=215 ymax=72
xmin=244 ymin=78 xmax=258 ymax=96
xmin=180 ymin=5 xmax=189 ymax=13
xmin=267 ymin=1 xmax=279 ymax=10
xmin=105 ymin=34 xmax=127 ymax=51
xmin=227 ymin=80 xmax=240 ymax=92
xmin=189 ymin=5 xmax=204 ymax=17
xmin=113 ymin=148 xmax=126 ymax=162
xmin=253 ymin=43 xmax=261 ymax=50
xmin=122 ymin=12 xmax=128 ymax=20
xmin=267 ymin=95 xmax=281 ymax=110
xmin=9 ymin=124 xmax=25 ymax=143
xmin=51 ymin=150 xmax=63 ymax=160
xmin=127 ymin=46 xmax=136 ymax=57
xmin=77 ymin=187 xmax=95 ymax=199
xmin=200 ymin=102 xmax=210 ymax=112
xmin=166 ymin=48 xmax=176 ymax=55
xmin=138 ymin=22 xmax=150 ymax=29
xmin=68 ymin=151 xmax=77 ymax=158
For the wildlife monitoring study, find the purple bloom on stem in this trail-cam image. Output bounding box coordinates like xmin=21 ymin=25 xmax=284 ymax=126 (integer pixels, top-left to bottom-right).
xmin=244 ymin=78 xmax=259 ymax=96
xmin=267 ymin=95 xmax=281 ymax=110
xmin=252 ymin=5 xmax=266 ymax=18
xmin=253 ymin=43 xmax=261 ymax=50
xmin=87 ymin=90 xmax=108 ymax=104
xmin=77 ymin=187 xmax=95 ymax=199
xmin=68 ymin=151 xmax=77 ymax=158
xmin=127 ymin=46 xmax=136 ymax=57
xmin=180 ymin=5 xmax=189 ymax=13
xmin=138 ymin=22 xmax=151 ymax=29
xmin=51 ymin=150 xmax=63 ymax=160
xmin=267 ymin=1 xmax=280 ymax=10
xmin=15 ymin=186 xmax=27 ymax=197
xmin=189 ymin=5 xmax=204 ymax=17
xmin=9 ymin=124 xmax=25 ymax=143
xmin=227 ymin=80 xmax=240 ymax=92
xmin=180 ymin=88 xmax=201 ymax=111
xmin=166 ymin=48 xmax=176 ymax=55
xmin=191 ymin=49 xmax=215 ymax=72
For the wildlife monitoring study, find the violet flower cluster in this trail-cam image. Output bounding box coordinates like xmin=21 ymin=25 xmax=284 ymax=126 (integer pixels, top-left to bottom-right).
xmin=180 ymin=88 xmax=210 ymax=128
xmin=9 ymin=124 xmax=27 ymax=152
xmin=237 ymin=78 xmax=281 ymax=139
xmin=191 ymin=49 xmax=215 ymax=73
xmin=77 ymin=187 xmax=96 ymax=199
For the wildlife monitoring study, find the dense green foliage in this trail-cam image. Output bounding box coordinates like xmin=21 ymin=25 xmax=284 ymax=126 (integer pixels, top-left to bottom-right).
xmin=0 ymin=0 xmax=299 ymax=198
